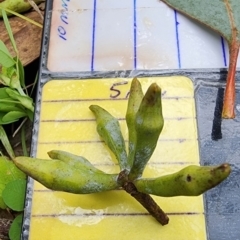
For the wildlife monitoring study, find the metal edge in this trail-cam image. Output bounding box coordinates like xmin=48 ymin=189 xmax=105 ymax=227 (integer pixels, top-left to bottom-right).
xmin=20 ymin=0 xmax=53 ymax=238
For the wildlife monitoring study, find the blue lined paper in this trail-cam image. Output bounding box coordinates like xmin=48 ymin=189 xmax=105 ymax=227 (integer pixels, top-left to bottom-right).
xmin=48 ymin=0 xmax=240 ymax=72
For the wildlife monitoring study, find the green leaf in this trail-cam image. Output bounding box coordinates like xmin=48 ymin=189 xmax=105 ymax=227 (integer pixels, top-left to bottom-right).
xmin=0 ymin=183 xmax=7 ymax=209
xmin=14 ymin=57 xmax=25 ymax=90
xmin=1 ymin=66 xmax=26 ymax=96
xmin=0 ymin=103 xmax=22 ymax=112
xmin=2 ymin=179 xmax=26 ymax=211
xmin=0 ymin=112 xmax=18 ymax=124
xmin=0 ymin=156 xmax=26 ymax=184
xmin=0 ymin=127 xmax=15 ymax=159
xmin=21 ymin=123 xmax=28 ymax=156
xmin=0 ymin=98 xmax=21 ymax=104
xmin=0 ymin=49 xmax=15 ymax=67
xmin=3 ymin=65 xmax=16 ymax=79
xmin=1 ymin=111 xmax=27 ymax=124
xmin=25 ymin=109 xmax=34 ymax=122
xmin=0 ymin=1 xmax=34 ymax=17
xmin=161 ymin=1 xmax=239 ymax=43
xmin=161 ymin=0 xmax=240 ymax=118
xmin=0 ymin=87 xmax=10 ymax=98
xmin=0 ymin=40 xmax=12 ymax=58
xmin=10 ymin=75 xmax=24 ymax=95
xmin=0 ymin=156 xmax=26 ymax=209
xmin=0 ymin=72 xmax=11 ymax=85
xmin=2 ymin=10 xmax=18 ymax=55
xmin=5 ymin=89 xmax=34 ymax=112
xmin=9 ymin=214 xmax=23 ymax=240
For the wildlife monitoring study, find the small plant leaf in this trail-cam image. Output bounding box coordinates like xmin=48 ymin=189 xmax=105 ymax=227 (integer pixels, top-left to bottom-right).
xmin=0 ymin=40 xmax=12 ymax=58
xmin=14 ymin=57 xmax=25 ymax=90
xmin=0 ymin=127 xmax=15 ymax=160
xmin=90 ymin=105 xmax=129 ymax=170
xmin=126 ymin=78 xmax=144 ymax=168
xmin=0 ymin=102 xmax=23 ymax=112
xmin=0 ymin=183 xmax=7 ymax=209
xmin=6 ymin=67 xmax=26 ymax=96
xmin=0 ymin=156 xmax=26 ymax=209
xmin=0 ymin=73 xmax=11 ymax=86
xmin=8 ymin=69 xmax=23 ymax=93
xmin=3 ymin=65 xmax=16 ymax=79
xmin=0 ymin=50 xmax=15 ymax=68
xmin=2 ymin=179 xmax=26 ymax=211
xmin=2 ymin=111 xmax=27 ymax=123
xmin=160 ymin=0 xmax=240 ymax=118
xmin=5 ymin=89 xmax=34 ymax=112
xmin=0 ymin=156 xmax=26 ymax=185
xmin=2 ymin=10 xmax=18 ymax=55
xmin=21 ymin=123 xmax=28 ymax=156
xmin=0 ymin=112 xmax=19 ymax=124
xmin=0 ymin=87 xmax=10 ymax=98
xmin=25 ymin=109 xmax=34 ymax=122
xmin=0 ymin=0 xmax=36 ymax=17
xmin=9 ymin=214 xmax=23 ymax=240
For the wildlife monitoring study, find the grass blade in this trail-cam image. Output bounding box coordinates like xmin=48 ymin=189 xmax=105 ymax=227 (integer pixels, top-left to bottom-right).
xmin=14 ymin=57 xmax=25 ymax=91
xmin=0 ymin=40 xmax=12 ymax=57
xmin=0 ymin=7 xmax=42 ymax=28
xmin=21 ymin=121 xmax=28 ymax=156
xmin=0 ymin=50 xmax=15 ymax=68
xmin=0 ymin=125 xmax=15 ymax=160
xmin=1 ymin=10 xmax=18 ymax=55
xmin=30 ymin=71 xmax=38 ymax=97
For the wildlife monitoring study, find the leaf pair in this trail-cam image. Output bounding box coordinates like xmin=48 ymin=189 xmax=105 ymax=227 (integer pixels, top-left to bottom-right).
xmin=90 ymin=78 xmax=164 ymax=180
xmin=126 ymin=79 xmax=164 ymax=179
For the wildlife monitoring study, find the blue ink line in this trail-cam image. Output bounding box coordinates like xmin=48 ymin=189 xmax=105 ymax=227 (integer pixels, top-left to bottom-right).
xmin=133 ymin=0 xmax=137 ymax=69
xmin=91 ymin=0 xmax=97 ymax=72
xmin=221 ymin=37 xmax=227 ymax=67
xmin=174 ymin=10 xmax=181 ymax=69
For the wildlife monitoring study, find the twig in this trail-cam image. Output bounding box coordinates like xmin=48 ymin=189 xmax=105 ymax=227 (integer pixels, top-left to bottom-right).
xmin=27 ymin=0 xmax=44 ymax=20
xmin=124 ymin=181 xmax=169 ymax=225
xmin=118 ymin=170 xmax=169 ymax=226
xmin=12 ymin=118 xmax=27 ymax=138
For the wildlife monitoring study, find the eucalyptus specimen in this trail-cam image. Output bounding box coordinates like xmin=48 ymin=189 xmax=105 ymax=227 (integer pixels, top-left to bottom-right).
xmin=14 ymin=78 xmax=231 ymax=225
xmin=160 ymin=0 xmax=240 ymax=118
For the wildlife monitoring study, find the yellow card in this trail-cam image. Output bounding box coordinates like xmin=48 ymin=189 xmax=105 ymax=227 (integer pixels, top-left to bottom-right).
xmin=29 ymin=76 xmax=206 ymax=240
